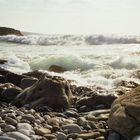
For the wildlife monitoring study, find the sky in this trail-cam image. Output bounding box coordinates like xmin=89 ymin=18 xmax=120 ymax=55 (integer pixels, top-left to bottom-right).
xmin=0 ymin=0 xmax=140 ymax=35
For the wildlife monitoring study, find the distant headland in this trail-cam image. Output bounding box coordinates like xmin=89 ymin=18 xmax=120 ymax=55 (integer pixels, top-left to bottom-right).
xmin=0 ymin=27 xmax=23 ymax=36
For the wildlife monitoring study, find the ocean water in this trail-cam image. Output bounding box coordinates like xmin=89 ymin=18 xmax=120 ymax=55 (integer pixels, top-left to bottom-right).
xmin=0 ymin=34 xmax=140 ymax=90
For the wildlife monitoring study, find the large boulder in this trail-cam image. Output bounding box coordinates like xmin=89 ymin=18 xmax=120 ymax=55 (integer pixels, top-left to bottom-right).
xmin=0 ymin=27 xmax=23 ymax=36
xmin=108 ymin=85 xmax=140 ymax=138
xmin=12 ymin=75 xmax=74 ymax=111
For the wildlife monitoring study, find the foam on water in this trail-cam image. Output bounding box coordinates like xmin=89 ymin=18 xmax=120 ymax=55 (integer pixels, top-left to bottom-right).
xmin=0 ymin=35 xmax=140 ymax=89
xmin=0 ymin=34 xmax=140 ymax=46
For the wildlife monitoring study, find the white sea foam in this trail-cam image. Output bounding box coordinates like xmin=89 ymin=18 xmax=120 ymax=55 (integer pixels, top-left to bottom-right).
xmin=0 ymin=34 xmax=140 ymax=46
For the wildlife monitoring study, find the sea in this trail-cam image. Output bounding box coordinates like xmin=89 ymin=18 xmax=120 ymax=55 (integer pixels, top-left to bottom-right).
xmin=0 ymin=33 xmax=140 ymax=90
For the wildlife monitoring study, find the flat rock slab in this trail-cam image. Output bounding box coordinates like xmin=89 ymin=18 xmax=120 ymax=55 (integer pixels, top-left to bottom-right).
xmin=108 ymin=85 xmax=140 ymax=138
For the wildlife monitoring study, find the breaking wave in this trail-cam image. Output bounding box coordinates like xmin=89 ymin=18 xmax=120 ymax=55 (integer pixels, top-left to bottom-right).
xmin=0 ymin=34 xmax=140 ymax=46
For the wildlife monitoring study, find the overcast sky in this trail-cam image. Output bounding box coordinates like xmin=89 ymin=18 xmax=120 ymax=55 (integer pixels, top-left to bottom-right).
xmin=0 ymin=0 xmax=140 ymax=34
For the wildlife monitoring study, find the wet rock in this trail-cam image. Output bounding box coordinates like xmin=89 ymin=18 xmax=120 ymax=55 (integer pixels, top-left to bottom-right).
xmin=0 ymin=59 xmax=7 ymax=64
xmin=5 ymin=131 xmax=31 ymax=140
xmin=0 ymin=27 xmax=23 ymax=36
xmin=49 ymin=65 xmax=65 ymax=73
xmin=44 ymin=134 xmax=56 ymax=139
xmin=30 ymin=135 xmax=42 ymax=140
xmin=12 ymin=75 xmax=74 ymax=111
xmin=108 ymin=86 xmax=140 ymax=138
xmin=21 ymin=78 xmax=38 ymax=89
xmin=62 ymin=124 xmax=82 ymax=134
xmin=0 ymin=75 xmax=6 ymax=83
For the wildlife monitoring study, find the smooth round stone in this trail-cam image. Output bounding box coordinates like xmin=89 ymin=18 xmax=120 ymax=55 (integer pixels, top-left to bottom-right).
xmin=30 ymin=135 xmax=43 ymax=140
xmin=5 ymin=131 xmax=31 ymax=140
xmin=35 ymin=128 xmax=51 ymax=136
xmin=57 ymin=132 xmax=67 ymax=140
xmin=0 ymin=136 xmax=16 ymax=140
xmin=18 ymin=129 xmax=35 ymax=136
xmin=17 ymin=123 xmax=33 ymax=131
xmin=3 ymin=125 xmax=16 ymax=132
xmin=5 ymin=117 xmax=18 ymax=126
xmin=77 ymin=132 xmax=101 ymax=139
xmin=76 ymin=138 xmax=83 ymax=140
xmin=22 ymin=114 xmax=35 ymax=122
xmin=133 ymin=136 xmax=140 ymax=140
xmin=62 ymin=124 xmax=82 ymax=134
xmin=108 ymin=132 xmax=121 ymax=140
xmin=77 ymin=117 xmax=87 ymax=126
xmin=44 ymin=134 xmax=56 ymax=139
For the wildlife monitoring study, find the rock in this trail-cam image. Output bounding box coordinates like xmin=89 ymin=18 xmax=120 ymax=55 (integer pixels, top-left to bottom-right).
xmin=22 ymin=114 xmax=35 ymax=122
xmin=12 ymin=75 xmax=74 ymax=111
xmin=108 ymin=132 xmax=121 ymax=140
xmin=76 ymin=93 xmax=117 ymax=110
xmin=0 ymin=74 xmax=6 ymax=83
xmin=17 ymin=123 xmax=33 ymax=131
xmin=57 ymin=132 xmax=67 ymax=140
xmin=18 ymin=129 xmax=35 ymax=136
xmin=0 ymin=136 xmax=16 ymax=140
xmin=23 ymin=70 xmax=49 ymax=79
xmin=35 ymin=128 xmax=51 ymax=136
xmin=1 ymin=86 xmax=22 ymax=102
xmin=62 ymin=124 xmax=82 ymax=134
xmin=21 ymin=78 xmax=38 ymax=89
xmin=0 ymin=59 xmax=8 ymax=64
xmin=3 ymin=124 xmax=16 ymax=132
xmin=0 ymin=27 xmax=23 ymax=36
xmin=44 ymin=134 xmax=56 ymax=139
xmin=77 ymin=132 xmax=101 ymax=139
xmin=5 ymin=117 xmax=18 ymax=126
xmin=133 ymin=136 xmax=140 ymax=140
xmin=5 ymin=131 xmax=31 ymax=140
xmin=30 ymin=135 xmax=42 ymax=140
xmin=49 ymin=65 xmax=65 ymax=73
xmin=108 ymin=86 xmax=140 ymax=138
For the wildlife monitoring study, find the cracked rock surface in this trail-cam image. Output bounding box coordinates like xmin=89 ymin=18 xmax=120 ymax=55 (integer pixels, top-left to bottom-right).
xmin=108 ymin=85 xmax=140 ymax=138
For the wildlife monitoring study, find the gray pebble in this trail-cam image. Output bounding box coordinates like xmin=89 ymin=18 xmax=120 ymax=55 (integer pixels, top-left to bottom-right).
xmin=62 ymin=124 xmax=82 ymax=134
xmin=3 ymin=125 xmax=16 ymax=132
xmin=0 ymin=136 xmax=16 ymax=140
xmin=57 ymin=132 xmax=67 ymax=140
xmin=108 ymin=132 xmax=121 ymax=140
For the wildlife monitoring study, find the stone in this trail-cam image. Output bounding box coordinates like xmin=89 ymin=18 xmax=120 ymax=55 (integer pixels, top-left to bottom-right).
xmin=1 ymin=87 xmax=22 ymax=102
xmin=0 ymin=59 xmax=7 ymax=64
xmin=62 ymin=124 xmax=82 ymax=134
xmin=5 ymin=131 xmax=31 ymax=140
xmin=12 ymin=75 xmax=74 ymax=111
xmin=0 ymin=27 xmax=23 ymax=36
xmin=5 ymin=117 xmax=18 ymax=126
xmin=44 ymin=134 xmax=56 ymax=139
xmin=21 ymin=78 xmax=38 ymax=89
xmin=0 ymin=136 xmax=16 ymax=140
xmin=3 ymin=124 xmax=16 ymax=132
xmin=108 ymin=86 xmax=140 ymax=138
xmin=18 ymin=129 xmax=35 ymax=136
xmin=49 ymin=65 xmax=65 ymax=73
xmin=76 ymin=93 xmax=117 ymax=110
xmin=30 ymin=135 xmax=43 ymax=140
xmin=57 ymin=132 xmax=67 ymax=140
xmin=35 ymin=127 xmax=51 ymax=136
xmin=17 ymin=123 xmax=33 ymax=131
xmin=133 ymin=136 xmax=140 ymax=140
xmin=108 ymin=132 xmax=121 ymax=140
xmin=77 ymin=132 xmax=101 ymax=139
xmin=22 ymin=114 xmax=35 ymax=122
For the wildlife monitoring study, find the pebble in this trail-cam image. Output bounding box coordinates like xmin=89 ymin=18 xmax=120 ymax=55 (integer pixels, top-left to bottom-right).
xmin=133 ymin=136 xmax=140 ymax=140
xmin=57 ymin=132 xmax=67 ymax=140
xmin=108 ymin=132 xmax=121 ymax=140
xmin=77 ymin=132 xmax=101 ymax=139
xmin=62 ymin=124 xmax=82 ymax=134
xmin=44 ymin=134 xmax=56 ymax=139
xmin=22 ymin=114 xmax=35 ymax=122
xmin=30 ymin=135 xmax=43 ymax=140
xmin=35 ymin=127 xmax=51 ymax=136
xmin=17 ymin=123 xmax=33 ymax=131
xmin=3 ymin=125 xmax=16 ymax=132
xmin=5 ymin=117 xmax=18 ymax=126
xmin=0 ymin=136 xmax=16 ymax=140
xmin=5 ymin=131 xmax=31 ymax=140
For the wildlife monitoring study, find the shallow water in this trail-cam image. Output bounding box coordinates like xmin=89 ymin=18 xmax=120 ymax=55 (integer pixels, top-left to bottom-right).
xmin=0 ymin=34 xmax=140 ymax=89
